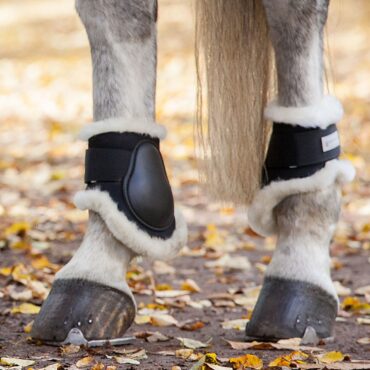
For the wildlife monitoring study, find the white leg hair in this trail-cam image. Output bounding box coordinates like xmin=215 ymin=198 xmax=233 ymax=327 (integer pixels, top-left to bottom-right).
xmin=257 ymin=0 xmax=350 ymax=298
xmin=56 ymin=212 xmax=134 ymax=299
xmin=56 ymin=1 xmax=162 ymax=286
xmin=265 ymin=186 xmax=341 ymax=299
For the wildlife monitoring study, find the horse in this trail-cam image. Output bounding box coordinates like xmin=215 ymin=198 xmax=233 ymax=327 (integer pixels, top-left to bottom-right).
xmin=30 ymin=0 xmax=355 ymax=345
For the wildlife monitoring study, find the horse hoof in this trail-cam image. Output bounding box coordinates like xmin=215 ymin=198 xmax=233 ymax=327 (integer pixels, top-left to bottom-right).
xmin=245 ymin=277 xmax=337 ymax=342
xmin=31 ymin=279 xmax=136 ymax=344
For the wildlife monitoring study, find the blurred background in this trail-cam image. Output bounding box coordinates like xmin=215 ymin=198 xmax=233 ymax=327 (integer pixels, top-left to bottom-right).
xmin=0 ymin=0 xmax=369 ymax=236
xmin=0 ymin=0 xmax=369 ymax=364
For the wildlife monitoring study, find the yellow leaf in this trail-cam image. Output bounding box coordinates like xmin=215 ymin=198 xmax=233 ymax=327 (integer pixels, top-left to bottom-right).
xmin=31 ymin=255 xmax=54 ymax=270
xmin=269 ymin=351 xmax=308 ymax=367
xmin=319 ymin=351 xmax=345 ymax=364
xmin=204 ymin=224 xmax=224 ymax=247
xmin=11 ymin=303 xmax=40 ymax=315
xmin=76 ymin=356 xmax=94 ymax=368
xmin=4 ymin=222 xmax=30 ymax=237
xmin=12 ymin=263 xmax=32 ymax=284
xmin=342 ymin=296 xmax=370 ymax=314
xmin=229 ymin=354 xmax=263 ymax=369
xmin=181 ymin=279 xmax=201 ymax=293
xmin=0 ymin=266 xmax=12 ymax=276
xmin=134 ymin=315 xmax=151 ymax=325
xmin=204 ymin=353 xmax=218 ymax=364
xmin=24 ymin=320 xmax=33 ymax=333
xmin=156 ymin=283 xmax=173 ymax=291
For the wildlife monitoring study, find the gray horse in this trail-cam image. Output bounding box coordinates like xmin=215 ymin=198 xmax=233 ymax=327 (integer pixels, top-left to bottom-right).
xmin=31 ymin=0 xmax=354 ymax=345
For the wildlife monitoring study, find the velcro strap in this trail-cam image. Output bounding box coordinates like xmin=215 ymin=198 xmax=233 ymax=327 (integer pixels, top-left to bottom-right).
xmin=265 ymin=123 xmax=340 ymax=169
xmin=84 ymin=148 xmax=131 ymax=183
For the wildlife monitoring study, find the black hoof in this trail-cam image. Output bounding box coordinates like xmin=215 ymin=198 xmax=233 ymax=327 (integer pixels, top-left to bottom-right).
xmin=31 ymin=279 xmax=136 ymax=344
xmin=245 ymin=277 xmax=337 ymax=341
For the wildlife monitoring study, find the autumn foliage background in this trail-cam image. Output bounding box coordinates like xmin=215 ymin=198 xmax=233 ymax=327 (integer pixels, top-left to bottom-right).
xmin=0 ymin=0 xmax=369 ymax=369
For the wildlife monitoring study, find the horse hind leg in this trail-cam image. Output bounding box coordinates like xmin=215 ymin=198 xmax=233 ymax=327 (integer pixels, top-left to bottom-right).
xmin=31 ymin=0 xmax=187 ymax=344
xmin=246 ymin=0 xmax=355 ymax=341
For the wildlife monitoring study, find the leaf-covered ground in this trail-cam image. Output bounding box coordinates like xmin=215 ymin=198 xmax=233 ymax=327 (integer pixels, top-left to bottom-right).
xmin=0 ymin=1 xmax=369 ymax=369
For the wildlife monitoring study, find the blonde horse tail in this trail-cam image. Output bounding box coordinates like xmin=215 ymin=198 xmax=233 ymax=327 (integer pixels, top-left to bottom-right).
xmin=195 ymin=0 xmax=272 ymax=205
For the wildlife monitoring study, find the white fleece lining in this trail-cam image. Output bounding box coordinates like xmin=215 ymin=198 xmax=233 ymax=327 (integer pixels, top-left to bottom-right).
xmin=264 ymin=95 xmax=343 ymax=129
xmin=74 ymin=189 xmax=187 ymax=260
xmin=79 ymin=117 xmax=167 ymax=141
xmin=248 ymin=159 xmax=355 ymax=237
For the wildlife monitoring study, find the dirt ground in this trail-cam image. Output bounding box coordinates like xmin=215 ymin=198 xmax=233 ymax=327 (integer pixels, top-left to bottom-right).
xmin=0 ymin=1 xmax=369 ymax=369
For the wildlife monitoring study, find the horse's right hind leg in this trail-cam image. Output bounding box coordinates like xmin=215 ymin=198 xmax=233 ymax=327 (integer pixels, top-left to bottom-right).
xmin=246 ymin=0 xmax=354 ymax=341
xmin=31 ymin=0 xmax=187 ymax=345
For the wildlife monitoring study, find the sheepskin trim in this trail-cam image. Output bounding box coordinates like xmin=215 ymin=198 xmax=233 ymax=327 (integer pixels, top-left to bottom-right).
xmin=264 ymin=95 xmax=343 ymax=129
xmin=73 ymin=189 xmax=187 ymax=260
xmin=248 ymin=159 xmax=355 ymax=237
xmin=79 ymin=117 xmax=167 ymax=141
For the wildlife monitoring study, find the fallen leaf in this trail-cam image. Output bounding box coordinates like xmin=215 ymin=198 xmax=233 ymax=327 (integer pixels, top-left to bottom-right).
xmin=226 ymin=339 xmax=322 ymax=352
xmin=357 ymin=337 xmax=370 ymax=345
xmin=24 ymin=320 xmax=33 ymax=333
xmin=146 ymin=331 xmax=170 ymax=343
xmin=150 ymin=314 xmax=179 ymax=327
xmin=269 ymin=351 xmax=308 ymax=367
xmin=11 ymin=302 xmax=40 ymax=314
xmin=177 ymin=337 xmax=212 ymax=349
xmin=4 ymin=222 xmax=30 ymax=237
xmin=221 ymin=319 xmax=249 ymax=331
xmin=207 ymin=365 xmax=233 ymax=370
xmin=319 ymin=351 xmax=345 ymax=364
xmin=91 ymin=363 xmax=105 ymax=370
xmin=153 ymin=260 xmax=175 ymax=275
xmin=135 ymin=315 xmax=151 ymax=325
xmin=76 ymin=356 xmax=94 ymax=368
xmin=114 ymin=356 xmax=140 ymax=365
xmin=334 ymin=281 xmax=352 ymax=296
xmin=37 ymin=364 xmax=63 ymax=370
xmin=181 ymin=279 xmax=201 ymax=293
xmin=0 ymin=357 xmax=35 ymax=367
xmin=155 ymin=290 xmax=190 ymax=298
xmin=205 ymin=254 xmax=251 ymax=271
xmin=357 ymin=317 xmax=370 ymax=325
xmin=175 ymin=349 xmax=201 ymax=361
xmin=61 ymin=344 xmax=81 ymax=355
xmin=229 ymin=354 xmax=263 ymax=369
xmin=180 ymin=320 xmax=205 ymax=331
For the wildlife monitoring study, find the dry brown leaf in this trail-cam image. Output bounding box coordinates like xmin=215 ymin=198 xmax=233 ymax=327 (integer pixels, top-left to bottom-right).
xmin=177 ymin=337 xmax=211 ymax=349
xmin=150 ymin=314 xmax=179 ymax=327
xmin=76 ymin=356 xmax=94 ymax=368
xmin=0 ymin=357 xmax=35 ymax=367
xmin=221 ymin=319 xmax=248 ymax=331
xmin=226 ymin=339 xmax=322 ymax=352
xmin=60 ymin=344 xmax=81 ymax=355
xmin=180 ymin=320 xmax=205 ymax=331
xmin=357 ymin=317 xmax=370 ymax=325
xmin=205 ymin=254 xmax=251 ymax=271
xmin=357 ymin=337 xmax=370 ymax=344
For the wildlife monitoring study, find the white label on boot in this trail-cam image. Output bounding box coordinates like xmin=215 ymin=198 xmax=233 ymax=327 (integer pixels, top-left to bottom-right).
xmin=321 ymin=131 xmax=340 ymax=152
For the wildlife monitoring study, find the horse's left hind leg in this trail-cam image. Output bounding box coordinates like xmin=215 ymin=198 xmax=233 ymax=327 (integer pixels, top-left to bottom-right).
xmin=246 ymin=0 xmax=355 ymax=341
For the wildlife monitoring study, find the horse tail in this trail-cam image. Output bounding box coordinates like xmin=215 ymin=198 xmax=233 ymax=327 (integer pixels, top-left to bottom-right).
xmin=195 ymin=0 xmax=273 ymax=205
